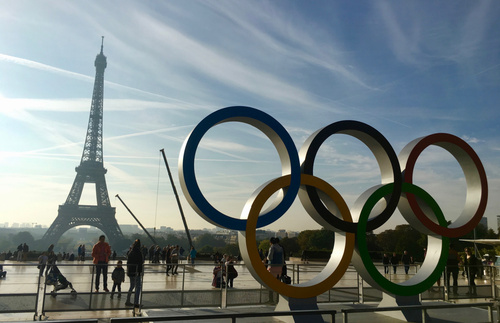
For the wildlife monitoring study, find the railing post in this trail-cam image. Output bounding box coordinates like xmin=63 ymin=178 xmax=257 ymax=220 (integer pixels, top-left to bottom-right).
xmin=358 ymin=271 xmax=364 ymax=304
xmin=89 ymin=264 xmax=95 ymax=310
xmin=488 ymin=304 xmax=493 ymax=323
xmin=34 ymin=265 xmax=43 ymax=321
xmin=136 ymin=270 xmax=144 ymax=317
xmin=297 ymin=264 xmax=300 ymax=284
xmin=221 ymin=263 xmax=227 ymax=309
xmin=491 ymin=265 xmax=496 ymax=300
xmin=444 ymin=266 xmax=449 ymax=301
xmin=181 ymin=264 xmax=186 ymax=307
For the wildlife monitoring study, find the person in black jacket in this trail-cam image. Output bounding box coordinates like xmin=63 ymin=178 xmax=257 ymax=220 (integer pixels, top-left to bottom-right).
xmin=110 ymin=260 xmax=125 ymax=299
xmin=390 ymin=252 xmax=399 ymax=274
xmin=125 ymin=239 xmax=144 ymax=307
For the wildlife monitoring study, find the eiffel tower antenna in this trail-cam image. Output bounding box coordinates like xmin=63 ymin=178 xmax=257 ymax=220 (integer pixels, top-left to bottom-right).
xmin=42 ymin=39 xmax=124 ymax=247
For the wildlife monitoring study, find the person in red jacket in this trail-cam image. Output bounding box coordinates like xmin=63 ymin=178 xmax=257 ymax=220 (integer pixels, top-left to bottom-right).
xmin=92 ymin=235 xmax=111 ymax=292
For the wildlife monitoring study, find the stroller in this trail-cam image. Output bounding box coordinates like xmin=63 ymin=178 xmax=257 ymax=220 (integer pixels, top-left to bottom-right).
xmin=45 ymin=265 xmax=77 ymax=297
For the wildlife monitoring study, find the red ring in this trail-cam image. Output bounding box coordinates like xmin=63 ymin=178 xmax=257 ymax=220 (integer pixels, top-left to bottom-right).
xmin=402 ymin=133 xmax=488 ymax=237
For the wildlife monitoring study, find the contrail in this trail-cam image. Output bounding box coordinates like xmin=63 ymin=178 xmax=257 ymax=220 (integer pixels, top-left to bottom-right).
xmin=0 ymin=53 xmax=208 ymax=110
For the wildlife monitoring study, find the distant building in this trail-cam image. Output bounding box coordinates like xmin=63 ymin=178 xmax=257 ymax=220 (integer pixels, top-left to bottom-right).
xmin=480 ymin=217 xmax=488 ymax=229
xmin=120 ymin=224 xmax=140 ymax=234
xmin=276 ymin=230 xmax=287 ymax=238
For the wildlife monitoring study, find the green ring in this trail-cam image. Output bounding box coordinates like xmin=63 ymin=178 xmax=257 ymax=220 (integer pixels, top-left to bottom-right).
xmin=356 ymin=182 xmax=449 ymax=296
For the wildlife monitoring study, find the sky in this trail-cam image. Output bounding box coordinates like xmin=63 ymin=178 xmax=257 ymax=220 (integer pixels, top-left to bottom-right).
xmin=1 ymin=1 xmax=500 ymax=236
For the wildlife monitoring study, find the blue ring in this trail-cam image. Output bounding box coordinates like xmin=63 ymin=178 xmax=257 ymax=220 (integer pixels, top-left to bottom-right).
xmin=179 ymin=106 xmax=301 ymax=230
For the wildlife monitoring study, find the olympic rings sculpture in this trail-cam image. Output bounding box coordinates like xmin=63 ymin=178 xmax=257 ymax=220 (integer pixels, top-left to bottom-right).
xmin=178 ymin=106 xmax=488 ymax=298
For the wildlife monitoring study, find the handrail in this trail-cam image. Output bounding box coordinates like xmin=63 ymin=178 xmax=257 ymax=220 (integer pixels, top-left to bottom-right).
xmin=341 ymin=301 xmax=496 ymax=323
xmin=111 ymin=309 xmax=337 ymax=322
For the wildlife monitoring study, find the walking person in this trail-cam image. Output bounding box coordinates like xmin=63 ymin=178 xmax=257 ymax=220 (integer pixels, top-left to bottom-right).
xmin=446 ymin=244 xmax=459 ymax=295
xmin=110 ymin=260 xmax=125 ymax=299
xmin=390 ymin=252 xmax=399 ymax=274
xmin=92 ymin=235 xmax=111 ymax=292
xmin=464 ymin=247 xmax=478 ymax=296
xmin=125 ymin=239 xmax=144 ymax=308
xmin=171 ymin=245 xmax=179 ymax=275
xmin=402 ymin=250 xmax=412 ymax=275
xmin=165 ymin=245 xmax=172 ymax=276
xmin=382 ymin=253 xmax=390 ymax=274
xmin=189 ymin=246 xmax=197 ymax=266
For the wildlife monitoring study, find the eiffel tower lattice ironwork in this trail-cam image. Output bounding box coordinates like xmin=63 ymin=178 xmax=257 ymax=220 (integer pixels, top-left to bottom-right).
xmin=42 ymin=38 xmax=124 ymax=246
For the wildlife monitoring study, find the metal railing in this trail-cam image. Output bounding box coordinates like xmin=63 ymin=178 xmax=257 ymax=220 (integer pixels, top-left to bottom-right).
xmin=110 ymin=309 xmax=337 ymax=323
xmin=341 ymin=302 xmax=497 ymax=323
xmin=0 ymin=261 xmax=497 ymax=321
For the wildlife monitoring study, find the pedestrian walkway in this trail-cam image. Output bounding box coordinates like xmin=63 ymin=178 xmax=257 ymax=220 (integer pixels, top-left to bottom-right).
xmin=0 ymin=260 xmax=498 ymax=322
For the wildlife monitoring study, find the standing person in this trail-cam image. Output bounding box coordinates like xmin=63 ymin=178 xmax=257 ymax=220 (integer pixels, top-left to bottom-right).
xmin=110 ymin=260 xmax=125 ymax=299
xmin=267 ymin=237 xmax=284 ymax=279
xmin=81 ymin=244 xmax=86 ymax=261
xmin=16 ymin=243 xmax=23 ymax=261
xmin=77 ymin=245 xmax=82 ymax=261
xmin=402 ymin=250 xmax=411 ymax=275
xmin=46 ymin=244 xmax=57 ymax=276
xmin=38 ymin=252 xmax=48 ymax=277
xmin=125 ymin=239 xmax=144 ymax=308
xmin=189 ymin=247 xmax=197 ymax=266
xmin=212 ymin=260 xmax=226 ymax=288
xmin=92 ymin=235 xmax=111 ymax=292
xmin=382 ymin=253 xmax=390 ymax=274
xmin=171 ymin=245 xmax=179 ymax=275
xmin=148 ymin=245 xmax=155 ymax=263
xmin=226 ymin=256 xmax=238 ymax=288
xmin=390 ymin=252 xmax=398 ymax=274
xmin=446 ymin=244 xmax=459 ymax=295
xmin=464 ymin=247 xmax=478 ymax=296
xmin=22 ymin=243 xmax=29 ymax=261
xmin=161 ymin=247 xmax=167 ymax=263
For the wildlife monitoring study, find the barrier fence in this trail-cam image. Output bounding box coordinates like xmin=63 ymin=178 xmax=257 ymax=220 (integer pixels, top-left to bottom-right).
xmin=0 ymin=261 xmax=497 ymax=320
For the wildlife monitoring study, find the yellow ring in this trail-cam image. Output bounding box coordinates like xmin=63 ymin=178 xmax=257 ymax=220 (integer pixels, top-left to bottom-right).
xmin=239 ymin=174 xmax=355 ymax=299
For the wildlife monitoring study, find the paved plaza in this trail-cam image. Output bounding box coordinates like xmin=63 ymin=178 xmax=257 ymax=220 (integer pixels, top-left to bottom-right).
xmin=0 ymin=259 xmax=498 ymax=322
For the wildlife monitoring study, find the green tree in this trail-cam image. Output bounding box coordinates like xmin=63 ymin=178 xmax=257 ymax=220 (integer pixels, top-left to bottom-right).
xmin=297 ymin=229 xmax=334 ymax=251
xmin=258 ymin=240 xmax=270 ymax=253
xmin=194 ymin=233 xmax=226 ymax=250
xmin=279 ymin=237 xmax=300 ymax=257
xmin=217 ymin=243 xmax=239 ymax=257
xmin=12 ymin=231 xmax=35 ymax=248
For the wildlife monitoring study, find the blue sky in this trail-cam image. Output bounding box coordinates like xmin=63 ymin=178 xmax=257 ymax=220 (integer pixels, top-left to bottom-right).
xmin=1 ymin=1 xmax=499 ymax=234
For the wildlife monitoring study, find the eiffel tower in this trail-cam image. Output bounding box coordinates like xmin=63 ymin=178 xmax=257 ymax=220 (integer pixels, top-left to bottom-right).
xmin=42 ymin=38 xmax=124 ymax=247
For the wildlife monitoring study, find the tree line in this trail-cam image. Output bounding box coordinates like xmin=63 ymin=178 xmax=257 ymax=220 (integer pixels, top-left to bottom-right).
xmin=2 ymin=222 xmax=498 ymax=262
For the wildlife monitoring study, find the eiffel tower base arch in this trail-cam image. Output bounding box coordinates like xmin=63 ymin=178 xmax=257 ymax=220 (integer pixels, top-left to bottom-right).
xmin=42 ymin=204 xmax=126 ymax=249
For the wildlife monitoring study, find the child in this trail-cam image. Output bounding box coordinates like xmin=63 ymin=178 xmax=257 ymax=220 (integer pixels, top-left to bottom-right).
xmin=111 ymin=260 xmax=125 ymax=299
xmin=211 ymin=260 xmax=226 ymax=288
